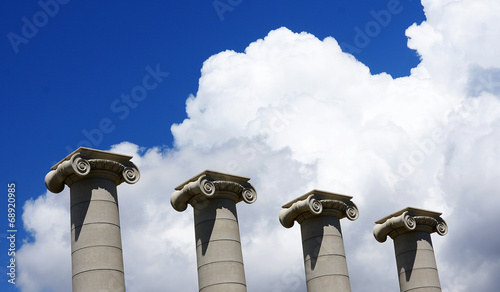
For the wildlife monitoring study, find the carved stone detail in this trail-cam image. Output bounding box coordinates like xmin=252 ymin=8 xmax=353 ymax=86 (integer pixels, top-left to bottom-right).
xmin=279 ymin=194 xmax=322 ymax=228
xmin=171 ymin=171 xmax=257 ymax=212
xmin=45 ymin=147 xmax=140 ymax=292
xmin=279 ymin=190 xmax=359 ymax=228
xmin=45 ymin=147 xmax=140 ymax=193
xmin=373 ymin=207 xmax=448 ymax=243
xmin=170 ymin=170 xmax=255 ymax=292
xmin=321 ymin=199 xmax=359 ymax=221
xmin=279 ymin=190 xmax=357 ymax=292
xmin=373 ymin=207 xmax=447 ymax=292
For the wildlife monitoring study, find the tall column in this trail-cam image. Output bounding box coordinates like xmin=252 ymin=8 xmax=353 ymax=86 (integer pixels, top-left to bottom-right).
xmin=45 ymin=147 xmax=140 ymax=292
xmin=171 ymin=170 xmax=257 ymax=292
xmin=373 ymin=207 xmax=448 ymax=292
xmin=279 ymin=190 xmax=359 ymax=292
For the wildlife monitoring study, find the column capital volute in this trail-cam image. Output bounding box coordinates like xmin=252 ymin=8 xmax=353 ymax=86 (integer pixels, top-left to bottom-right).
xmin=170 ymin=170 xmax=257 ymax=212
xmin=373 ymin=207 xmax=448 ymax=243
xmin=45 ymin=147 xmax=140 ymax=193
xmin=279 ymin=189 xmax=359 ymax=228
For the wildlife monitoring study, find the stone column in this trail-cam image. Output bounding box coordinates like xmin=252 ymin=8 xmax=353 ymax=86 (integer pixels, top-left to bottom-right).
xmin=45 ymin=147 xmax=140 ymax=292
xmin=279 ymin=190 xmax=359 ymax=292
xmin=171 ymin=170 xmax=257 ymax=292
xmin=373 ymin=207 xmax=448 ymax=292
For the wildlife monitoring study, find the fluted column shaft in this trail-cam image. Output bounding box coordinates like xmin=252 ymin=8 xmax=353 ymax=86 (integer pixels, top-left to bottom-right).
xmin=45 ymin=147 xmax=140 ymax=292
xmin=279 ymin=190 xmax=358 ymax=292
xmin=171 ymin=171 xmax=257 ymax=292
xmin=373 ymin=208 xmax=448 ymax=292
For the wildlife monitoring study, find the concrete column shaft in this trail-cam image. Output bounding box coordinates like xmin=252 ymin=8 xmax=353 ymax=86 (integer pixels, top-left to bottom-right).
xmin=301 ymin=215 xmax=351 ymax=292
xmin=70 ymin=177 xmax=125 ymax=292
xmin=171 ymin=171 xmax=257 ymax=292
xmin=45 ymin=147 xmax=140 ymax=292
xmin=394 ymin=231 xmax=441 ymax=292
xmin=194 ymin=196 xmax=246 ymax=292
xmin=373 ymin=207 xmax=447 ymax=292
xmin=279 ymin=190 xmax=358 ymax=292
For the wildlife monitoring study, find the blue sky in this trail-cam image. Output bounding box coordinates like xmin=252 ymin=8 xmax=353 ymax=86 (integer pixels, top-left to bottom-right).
xmin=1 ymin=0 xmax=424 ymax=183
xmin=2 ymin=1 xmax=500 ymax=292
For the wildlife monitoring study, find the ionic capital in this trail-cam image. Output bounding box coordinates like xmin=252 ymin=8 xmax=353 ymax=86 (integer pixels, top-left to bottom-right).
xmin=279 ymin=190 xmax=359 ymax=228
xmin=373 ymin=207 xmax=448 ymax=243
xmin=170 ymin=170 xmax=257 ymax=212
xmin=45 ymin=147 xmax=140 ymax=193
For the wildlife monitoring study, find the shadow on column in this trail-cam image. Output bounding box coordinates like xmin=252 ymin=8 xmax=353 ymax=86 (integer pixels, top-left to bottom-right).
xmin=72 ymin=187 xmax=120 ymax=242
xmin=198 ymin=208 xmax=216 ymax=256
xmin=401 ymin=241 xmax=417 ymax=282
xmin=195 ymin=202 xmax=239 ymax=256
xmin=398 ymin=236 xmax=433 ymax=283
xmin=72 ymin=195 xmax=91 ymax=242
xmin=305 ymin=228 xmax=324 ymax=271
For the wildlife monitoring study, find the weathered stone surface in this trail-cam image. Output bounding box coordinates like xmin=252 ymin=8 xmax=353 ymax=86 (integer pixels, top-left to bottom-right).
xmin=72 ymin=270 xmax=125 ymax=292
xmin=171 ymin=170 xmax=256 ymax=292
xmin=374 ymin=207 xmax=447 ymax=292
xmin=45 ymin=147 xmax=139 ymax=292
xmin=280 ymin=190 xmax=358 ymax=292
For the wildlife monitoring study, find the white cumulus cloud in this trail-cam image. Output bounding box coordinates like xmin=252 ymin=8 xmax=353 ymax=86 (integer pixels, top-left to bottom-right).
xmin=17 ymin=0 xmax=500 ymax=291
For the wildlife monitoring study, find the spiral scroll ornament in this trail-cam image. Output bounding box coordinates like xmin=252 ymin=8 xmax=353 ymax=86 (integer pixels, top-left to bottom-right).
xmin=374 ymin=209 xmax=448 ymax=242
xmin=308 ymin=197 xmax=323 ymax=215
xmin=70 ymin=155 xmax=91 ymax=176
xmin=171 ymin=172 xmax=257 ymax=212
xmin=403 ymin=212 xmax=416 ymax=230
xmin=122 ymin=167 xmax=140 ymax=184
xmin=436 ymin=221 xmax=448 ymax=236
xmin=346 ymin=205 xmax=359 ymax=221
xmin=242 ymin=188 xmax=257 ymax=204
xmin=200 ymin=177 xmax=216 ymax=197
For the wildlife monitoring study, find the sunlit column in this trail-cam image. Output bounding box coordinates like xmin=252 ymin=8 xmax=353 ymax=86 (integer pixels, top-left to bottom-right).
xmin=45 ymin=147 xmax=140 ymax=292
xmin=171 ymin=170 xmax=257 ymax=292
xmin=279 ymin=190 xmax=359 ymax=292
xmin=373 ymin=207 xmax=448 ymax=292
